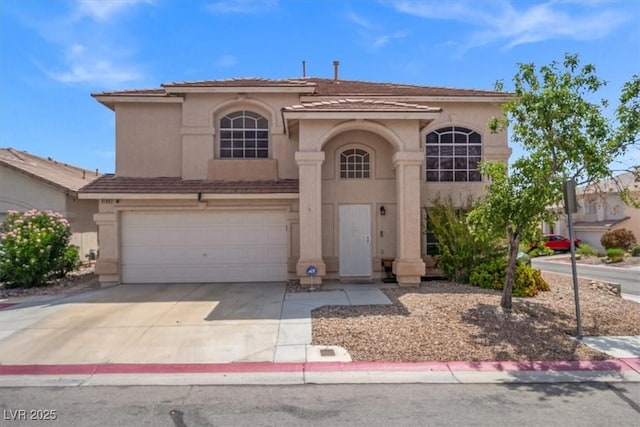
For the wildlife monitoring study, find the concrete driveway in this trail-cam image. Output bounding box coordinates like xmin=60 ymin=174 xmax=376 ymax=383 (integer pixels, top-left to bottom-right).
xmin=0 ymin=282 xmax=391 ymax=366
xmin=0 ymin=283 xmax=287 ymax=365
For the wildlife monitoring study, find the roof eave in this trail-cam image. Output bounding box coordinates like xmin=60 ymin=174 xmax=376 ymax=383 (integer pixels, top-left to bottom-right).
xmin=282 ymin=110 xmax=441 ymax=120
xmin=92 ymin=94 xmax=184 ymax=110
xmin=0 ymin=160 xmax=82 ymax=195
xmin=78 ymin=192 xmax=298 ymax=200
xmin=162 ymin=86 xmax=317 ymax=94
xmin=300 ymin=95 xmax=514 ymax=103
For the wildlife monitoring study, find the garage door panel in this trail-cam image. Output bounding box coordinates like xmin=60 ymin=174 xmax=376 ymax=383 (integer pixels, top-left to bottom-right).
xmin=121 ymin=211 xmax=288 ymax=283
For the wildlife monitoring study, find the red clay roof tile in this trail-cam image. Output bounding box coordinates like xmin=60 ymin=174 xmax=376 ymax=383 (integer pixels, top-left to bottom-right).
xmin=80 ymin=175 xmax=299 ymax=194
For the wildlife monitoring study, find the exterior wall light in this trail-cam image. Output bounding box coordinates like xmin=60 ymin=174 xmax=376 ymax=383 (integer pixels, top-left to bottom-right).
xmin=380 ymin=205 xmax=386 ymax=216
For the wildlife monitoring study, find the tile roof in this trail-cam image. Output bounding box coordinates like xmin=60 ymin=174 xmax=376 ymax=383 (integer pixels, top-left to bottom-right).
xmin=573 ymin=217 xmax=630 ymax=228
xmin=80 ymin=175 xmax=299 ymax=194
xmin=283 ymin=98 xmax=441 ymax=112
xmin=0 ymin=148 xmax=101 ymax=193
xmin=95 ymin=77 xmax=507 ymax=98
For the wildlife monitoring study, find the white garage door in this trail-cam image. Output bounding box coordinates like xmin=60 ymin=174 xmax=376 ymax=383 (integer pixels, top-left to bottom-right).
xmin=121 ymin=211 xmax=288 ymax=283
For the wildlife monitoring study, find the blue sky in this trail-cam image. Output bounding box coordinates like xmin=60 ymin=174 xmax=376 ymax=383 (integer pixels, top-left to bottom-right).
xmin=1 ymin=0 xmax=639 ymax=174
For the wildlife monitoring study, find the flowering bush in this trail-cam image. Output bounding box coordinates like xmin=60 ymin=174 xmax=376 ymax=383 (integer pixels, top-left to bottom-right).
xmin=0 ymin=210 xmax=80 ymax=288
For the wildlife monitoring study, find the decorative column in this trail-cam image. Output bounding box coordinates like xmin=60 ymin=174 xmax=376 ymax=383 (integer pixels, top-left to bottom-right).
xmin=295 ymin=151 xmax=326 ymax=286
xmin=392 ymin=151 xmax=426 ymax=286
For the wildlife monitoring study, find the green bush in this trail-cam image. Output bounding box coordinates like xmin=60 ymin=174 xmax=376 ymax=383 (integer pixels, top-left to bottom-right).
xmin=606 ymin=248 xmax=626 ymax=263
xmin=469 ymin=258 xmax=550 ymax=297
xmin=576 ymin=243 xmax=599 ymax=257
xmin=528 ymin=245 xmax=554 ymax=257
xmin=0 ymin=210 xmax=80 ymax=288
xmin=601 ymin=228 xmax=637 ymax=251
xmin=425 ymin=198 xmax=502 ymax=283
xmin=631 ymin=245 xmax=640 ymax=257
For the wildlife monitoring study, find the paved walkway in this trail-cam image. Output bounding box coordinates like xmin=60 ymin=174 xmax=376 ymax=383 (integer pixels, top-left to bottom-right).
xmin=1 ymin=282 xmax=639 ymax=386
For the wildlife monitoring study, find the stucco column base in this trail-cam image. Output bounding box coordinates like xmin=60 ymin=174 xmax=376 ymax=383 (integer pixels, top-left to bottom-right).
xmin=296 ymin=260 xmax=326 ymax=288
xmin=393 ymin=259 xmax=425 ymax=287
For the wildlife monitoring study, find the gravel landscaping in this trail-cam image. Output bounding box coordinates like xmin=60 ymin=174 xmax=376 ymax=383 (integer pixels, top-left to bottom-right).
xmin=312 ymin=272 xmax=640 ymax=362
xmin=4 ymin=266 xmax=638 ymax=363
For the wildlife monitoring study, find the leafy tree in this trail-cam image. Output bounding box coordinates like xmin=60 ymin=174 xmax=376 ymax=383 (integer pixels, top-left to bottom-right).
xmin=470 ymin=54 xmax=638 ymax=310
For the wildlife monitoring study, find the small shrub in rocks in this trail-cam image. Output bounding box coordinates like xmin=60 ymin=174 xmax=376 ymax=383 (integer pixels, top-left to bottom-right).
xmin=469 ymin=258 xmax=549 ymax=297
xmin=0 ymin=210 xmax=80 ymax=288
xmin=576 ymin=243 xmax=600 ymax=257
xmin=601 ymin=228 xmax=637 ymax=251
xmin=605 ymin=248 xmax=626 ymax=263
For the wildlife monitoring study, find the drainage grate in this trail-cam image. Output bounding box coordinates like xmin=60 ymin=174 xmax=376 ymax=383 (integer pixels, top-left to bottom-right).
xmin=320 ymin=348 xmax=336 ymax=357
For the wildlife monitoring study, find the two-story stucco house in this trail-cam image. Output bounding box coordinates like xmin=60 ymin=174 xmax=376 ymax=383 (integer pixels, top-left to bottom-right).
xmin=80 ymin=71 xmax=511 ymax=287
xmin=544 ymin=171 xmax=640 ymax=253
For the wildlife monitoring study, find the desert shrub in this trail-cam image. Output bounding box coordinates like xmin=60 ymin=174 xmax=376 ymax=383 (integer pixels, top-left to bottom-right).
xmin=469 ymin=258 xmax=549 ymax=297
xmin=53 ymin=245 xmax=82 ymax=278
xmin=0 ymin=210 xmax=80 ymax=288
xmin=600 ymin=228 xmax=637 ymax=251
xmin=631 ymin=245 xmax=640 ymax=257
xmin=469 ymin=257 xmax=506 ymax=290
xmin=528 ymin=244 xmax=554 ymax=257
xmin=576 ymin=243 xmax=599 ymax=257
xmin=606 ymin=248 xmax=626 ymax=263
xmin=425 ymin=198 xmax=502 ymax=283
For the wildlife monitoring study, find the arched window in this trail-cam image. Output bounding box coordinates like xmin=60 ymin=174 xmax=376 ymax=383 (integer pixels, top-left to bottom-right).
xmin=340 ymin=148 xmax=370 ymax=179
xmin=425 ymin=126 xmax=482 ymax=182
xmin=219 ymin=111 xmax=269 ymax=159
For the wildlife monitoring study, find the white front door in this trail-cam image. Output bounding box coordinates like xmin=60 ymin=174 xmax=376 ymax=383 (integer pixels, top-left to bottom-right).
xmin=339 ymin=204 xmax=372 ymax=277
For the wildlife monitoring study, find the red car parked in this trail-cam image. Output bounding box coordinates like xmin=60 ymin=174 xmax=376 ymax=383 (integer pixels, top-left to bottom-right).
xmin=535 ymin=234 xmax=581 ymax=252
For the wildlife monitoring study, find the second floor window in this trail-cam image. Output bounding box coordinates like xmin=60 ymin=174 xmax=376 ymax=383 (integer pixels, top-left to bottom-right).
xmin=220 ymin=111 xmax=269 ymax=159
xmin=340 ymin=148 xmax=370 ymax=179
xmin=425 ymin=126 xmax=482 ymax=182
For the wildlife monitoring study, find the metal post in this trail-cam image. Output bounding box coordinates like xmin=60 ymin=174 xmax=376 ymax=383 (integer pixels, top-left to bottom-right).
xmin=564 ymin=178 xmax=583 ymax=340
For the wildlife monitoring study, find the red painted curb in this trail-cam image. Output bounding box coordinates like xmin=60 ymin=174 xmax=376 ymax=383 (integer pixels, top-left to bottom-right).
xmin=619 ymin=358 xmax=640 ymax=373
xmin=0 ymin=303 xmax=18 ymax=310
xmin=445 ymin=360 xmax=632 ymax=372
xmin=0 ymin=359 xmax=632 ymax=376
xmin=304 ymin=361 xmax=450 ymax=372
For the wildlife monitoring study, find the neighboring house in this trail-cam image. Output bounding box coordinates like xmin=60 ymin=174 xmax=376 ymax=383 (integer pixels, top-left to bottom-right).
xmin=80 ymin=70 xmax=511 ymax=287
xmin=0 ymin=148 xmax=101 ymax=259
xmin=543 ymin=172 xmax=640 ymax=253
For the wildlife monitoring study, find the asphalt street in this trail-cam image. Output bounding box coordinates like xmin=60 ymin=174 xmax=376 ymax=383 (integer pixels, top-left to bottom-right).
xmin=2 ymin=383 xmax=639 ymax=426
xmin=532 ymin=257 xmax=640 ymax=296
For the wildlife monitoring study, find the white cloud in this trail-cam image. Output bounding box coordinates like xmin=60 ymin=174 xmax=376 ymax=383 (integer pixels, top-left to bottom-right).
xmin=41 ymin=43 xmax=143 ymax=85
xmin=347 ymin=12 xmax=374 ymax=30
xmin=346 ymin=11 xmax=408 ymax=50
xmin=206 ymin=0 xmax=279 ymax=14
xmin=373 ymin=31 xmax=408 ymax=49
xmin=387 ymin=0 xmax=630 ymax=51
xmin=76 ymin=0 xmax=155 ymax=21
xmin=216 ymin=55 xmax=238 ymax=67
xmin=25 ymin=1 xmax=155 ymax=87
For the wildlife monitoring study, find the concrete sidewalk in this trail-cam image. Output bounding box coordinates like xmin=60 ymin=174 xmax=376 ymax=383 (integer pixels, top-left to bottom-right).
xmin=1 ymin=283 xmax=640 ymax=387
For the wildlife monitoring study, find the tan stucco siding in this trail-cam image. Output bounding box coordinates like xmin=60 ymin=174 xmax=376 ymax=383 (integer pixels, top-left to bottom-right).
xmin=115 ymin=103 xmax=182 ymax=177
xmin=0 ymin=166 xmax=66 ymax=214
xmin=320 ymin=131 xmax=398 ymax=273
xmin=180 ymin=93 xmax=300 ymax=180
xmin=0 ymin=166 xmax=99 ymax=258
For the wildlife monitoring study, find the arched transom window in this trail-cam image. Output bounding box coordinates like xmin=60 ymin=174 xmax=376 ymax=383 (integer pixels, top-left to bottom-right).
xmin=425 ymin=126 xmax=482 ymax=182
xmin=340 ymin=148 xmax=370 ymax=179
xmin=219 ymin=111 xmax=269 ymax=159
